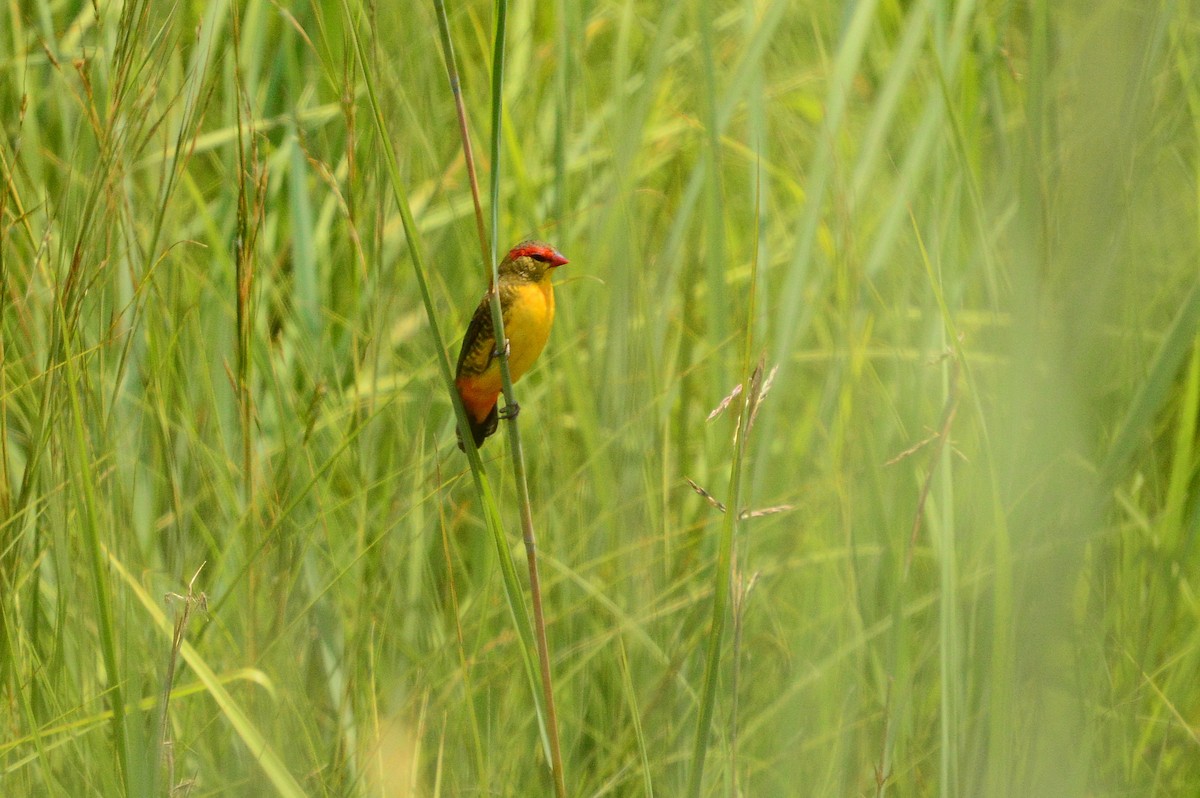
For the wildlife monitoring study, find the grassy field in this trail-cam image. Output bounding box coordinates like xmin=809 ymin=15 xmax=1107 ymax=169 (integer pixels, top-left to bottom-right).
xmin=3 ymin=0 xmax=1200 ymax=795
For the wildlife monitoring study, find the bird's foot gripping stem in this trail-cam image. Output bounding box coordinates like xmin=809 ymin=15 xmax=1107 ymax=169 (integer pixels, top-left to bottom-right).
xmin=492 ymin=338 xmax=519 ymax=421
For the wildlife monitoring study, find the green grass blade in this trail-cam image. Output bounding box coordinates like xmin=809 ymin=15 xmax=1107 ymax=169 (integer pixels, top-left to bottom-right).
xmin=107 ymin=549 xmax=305 ymax=798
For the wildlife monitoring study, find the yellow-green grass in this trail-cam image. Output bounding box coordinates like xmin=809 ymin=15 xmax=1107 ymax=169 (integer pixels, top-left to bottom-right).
xmin=1 ymin=0 xmax=1198 ymax=795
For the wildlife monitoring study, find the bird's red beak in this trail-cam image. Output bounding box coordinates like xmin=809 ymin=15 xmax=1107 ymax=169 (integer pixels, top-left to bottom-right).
xmin=547 ymin=249 xmax=569 ymax=267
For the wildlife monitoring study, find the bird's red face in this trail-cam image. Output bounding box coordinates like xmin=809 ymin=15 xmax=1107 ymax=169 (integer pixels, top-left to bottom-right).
xmin=509 ymin=241 xmax=569 ymax=268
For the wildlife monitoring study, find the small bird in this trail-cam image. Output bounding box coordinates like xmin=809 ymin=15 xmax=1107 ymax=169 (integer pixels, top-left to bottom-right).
xmin=455 ymin=240 xmax=569 ymax=450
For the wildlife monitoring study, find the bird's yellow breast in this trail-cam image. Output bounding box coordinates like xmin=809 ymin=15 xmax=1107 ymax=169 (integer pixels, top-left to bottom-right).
xmin=502 ymin=277 xmax=555 ymax=383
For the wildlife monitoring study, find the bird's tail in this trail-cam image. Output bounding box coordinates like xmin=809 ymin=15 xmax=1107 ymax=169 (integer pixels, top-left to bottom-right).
xmin=456 ymin=403 xmax=499 ymax=451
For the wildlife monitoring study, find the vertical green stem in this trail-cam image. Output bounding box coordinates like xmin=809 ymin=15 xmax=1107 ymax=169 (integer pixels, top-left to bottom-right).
xmin=483 ymin=3 xmax=568 ymax=795
xmin=686 ymin=197 xmax=763 ymax=798
xmin=361 ymin=1 xmax=567 ymax=792
xmin=62 ymin=317 xmax=129 ymax=793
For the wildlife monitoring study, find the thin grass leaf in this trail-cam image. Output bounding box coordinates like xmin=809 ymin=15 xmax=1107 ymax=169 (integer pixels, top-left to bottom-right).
xmin=107 ymin=549 xmax=306 ymax=798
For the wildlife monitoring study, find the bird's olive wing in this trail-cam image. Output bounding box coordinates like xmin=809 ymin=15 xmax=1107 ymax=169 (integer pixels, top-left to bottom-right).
xmin=455 ymin=295 xmax=497 ymax=377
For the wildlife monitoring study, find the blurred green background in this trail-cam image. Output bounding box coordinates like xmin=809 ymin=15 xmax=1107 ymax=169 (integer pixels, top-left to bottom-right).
xmin=2 ymin=0 xmax=1199 ymax=795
